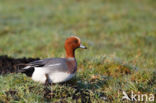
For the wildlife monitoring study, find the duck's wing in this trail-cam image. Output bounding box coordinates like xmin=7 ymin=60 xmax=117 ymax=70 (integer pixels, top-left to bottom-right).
xmin=27 ymin=59 xmax=49 ymax=67
xmin=24 ymin=58 xmax=65 ymax=68
xmin=19 ymin=59 xmax=50 ymax=75
xmin=20 ymin=58 xmax=67 ymax=77
xmin=21 ymin=58 xmax=67 ymax=72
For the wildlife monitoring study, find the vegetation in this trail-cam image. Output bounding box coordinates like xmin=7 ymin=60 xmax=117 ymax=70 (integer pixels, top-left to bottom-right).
xmin=0 ymin=0 xmax=155 ymax=102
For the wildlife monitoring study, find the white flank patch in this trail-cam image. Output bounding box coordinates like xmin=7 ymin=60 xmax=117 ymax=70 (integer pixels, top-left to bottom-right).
xmin=31 ymin=67 xmax=75 ymax=84
xmin=32 ymin=67 xmax=47 ymax=83
xmin=49 ymin=72 xmax=75 ymax=83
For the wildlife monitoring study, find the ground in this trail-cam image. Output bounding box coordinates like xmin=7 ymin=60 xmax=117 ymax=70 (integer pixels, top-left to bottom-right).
xmin=0 ymin=0 xmax=156 ymax=102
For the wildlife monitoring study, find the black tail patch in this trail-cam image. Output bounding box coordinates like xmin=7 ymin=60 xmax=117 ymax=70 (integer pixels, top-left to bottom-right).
xmin=21 ymin=67 xmax=35 ymax=77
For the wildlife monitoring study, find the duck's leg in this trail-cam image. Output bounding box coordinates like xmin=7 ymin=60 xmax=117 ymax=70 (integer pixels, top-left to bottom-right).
xmin=44 ymin=74 xmax=53 ymax=99
xmin=45 ymin=74 xmax=52 ymax=86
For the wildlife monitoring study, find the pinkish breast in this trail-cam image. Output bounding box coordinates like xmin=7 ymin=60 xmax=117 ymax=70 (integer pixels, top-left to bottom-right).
xmin=66 ymin=59 xmax=77 ymax=74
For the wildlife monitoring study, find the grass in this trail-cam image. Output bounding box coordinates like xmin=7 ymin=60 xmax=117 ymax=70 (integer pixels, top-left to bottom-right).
xmin=0 ymin=0 xmax=156 ymax=102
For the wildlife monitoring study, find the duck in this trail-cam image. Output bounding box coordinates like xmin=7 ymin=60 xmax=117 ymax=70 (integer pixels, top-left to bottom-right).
xmin=20 ymin=36 xmax=87 ymax=84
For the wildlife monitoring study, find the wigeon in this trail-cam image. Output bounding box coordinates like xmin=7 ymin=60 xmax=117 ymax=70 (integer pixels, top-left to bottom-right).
xmin=21 ymin=36 xmax=87 ymax=84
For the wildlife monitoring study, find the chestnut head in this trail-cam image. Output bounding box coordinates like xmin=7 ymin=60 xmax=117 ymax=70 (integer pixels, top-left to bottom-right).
xmin=65 ymin=36 xmax=87 ymax=50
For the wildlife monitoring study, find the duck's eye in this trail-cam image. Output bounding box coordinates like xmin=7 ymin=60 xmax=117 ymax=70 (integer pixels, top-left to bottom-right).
xmin=74 ymin=40 xmax=78 ymax=44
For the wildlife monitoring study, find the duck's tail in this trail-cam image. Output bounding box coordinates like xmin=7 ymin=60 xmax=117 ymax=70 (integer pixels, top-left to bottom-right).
xmin=18 ymin=65 xmax=35 ymax=77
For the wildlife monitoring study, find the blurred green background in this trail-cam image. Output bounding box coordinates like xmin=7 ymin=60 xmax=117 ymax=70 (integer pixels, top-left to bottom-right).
xmin=0 ymin=0 xmax=155 ymax=102
xmin=0 ymin=0 xmax=155 ymax=69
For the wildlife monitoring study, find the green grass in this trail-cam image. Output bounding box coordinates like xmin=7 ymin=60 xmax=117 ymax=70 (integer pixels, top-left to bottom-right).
xmin=0 ymin=0 xmax=156 ymax=102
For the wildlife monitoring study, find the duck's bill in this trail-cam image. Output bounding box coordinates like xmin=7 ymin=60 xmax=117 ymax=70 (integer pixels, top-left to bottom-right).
xmin=80 ymin=44 xmax=87 ymax=49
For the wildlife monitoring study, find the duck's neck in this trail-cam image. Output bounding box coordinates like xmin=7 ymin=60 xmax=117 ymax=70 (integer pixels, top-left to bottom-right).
xmin=65 ymin=47 xmax=75 ymax=58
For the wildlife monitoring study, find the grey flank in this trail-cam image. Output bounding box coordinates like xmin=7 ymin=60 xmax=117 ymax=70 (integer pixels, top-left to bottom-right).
xmin=24 ymin=58 xmax=75 ymax=73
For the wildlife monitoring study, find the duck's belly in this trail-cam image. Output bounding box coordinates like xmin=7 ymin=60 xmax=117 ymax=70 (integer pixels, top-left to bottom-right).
xmin=31 ymin=67 xmax=75 ymax=84
xmin=49 ymin=72 xmax=75 ymax=83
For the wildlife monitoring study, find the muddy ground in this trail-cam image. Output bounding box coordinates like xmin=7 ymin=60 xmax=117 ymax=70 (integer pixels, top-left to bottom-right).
xmin=0 ymin=55 xmax=39 ymax=75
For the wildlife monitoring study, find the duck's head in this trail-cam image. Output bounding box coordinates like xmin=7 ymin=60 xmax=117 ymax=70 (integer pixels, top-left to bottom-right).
xmin=65 ymin=36 xmax=87 ymax=58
